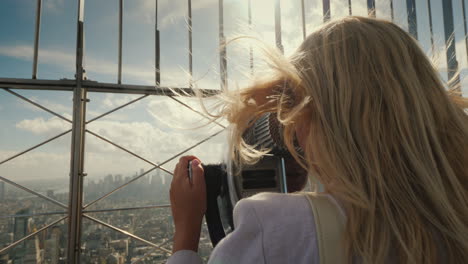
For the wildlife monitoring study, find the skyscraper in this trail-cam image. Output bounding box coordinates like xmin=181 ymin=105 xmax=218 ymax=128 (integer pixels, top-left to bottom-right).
xmin=44 ymin=227 xmax=62 ymax=264
xmin=12 ymin=209 xmax=30 ymax=264
xmin=0 ymin=181 xmax=5 ymax=201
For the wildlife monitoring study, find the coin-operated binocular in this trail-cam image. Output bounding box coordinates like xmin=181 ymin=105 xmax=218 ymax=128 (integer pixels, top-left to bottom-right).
xmin=202 ymin=113 xmax=308 ymax=247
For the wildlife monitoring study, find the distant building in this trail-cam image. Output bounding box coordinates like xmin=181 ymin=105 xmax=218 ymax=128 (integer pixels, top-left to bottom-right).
xmin=115 ymin=174 xmax=123 ymax=185
xmin=107 ymin=252 xmax=126 ymax=264
xmin=167 ymin=215 xmax=173 ymax=235
xmin=109 ymin=239 xmax=129 ymax=257
xmin=151 ymin=174 xmax=161 ymax=186
xmin=22 ymin=235 xmax=42 ymax=264
xmin=12 ymin=209 xmax=42 ymax=263
xmin=44 ymin=227 xmax=62 ymax=264
xmin=46 ymin=190 xmax=55 ymax=200
xmin=0 ymin=232 xmax=13 ymax=248
xmin=0 ymin=181 xmax=5 ymax=201
xmin=12 ymin=209 xmax=29 ymax=263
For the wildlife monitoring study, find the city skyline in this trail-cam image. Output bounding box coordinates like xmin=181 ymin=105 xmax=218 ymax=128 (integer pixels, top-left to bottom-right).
xmin=0 ymin=171 xmax=194 ymax=263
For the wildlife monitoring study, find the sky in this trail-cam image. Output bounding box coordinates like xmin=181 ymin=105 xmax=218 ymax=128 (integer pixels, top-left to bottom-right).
xmin=0 ymin=0 xmax=468 ymax=196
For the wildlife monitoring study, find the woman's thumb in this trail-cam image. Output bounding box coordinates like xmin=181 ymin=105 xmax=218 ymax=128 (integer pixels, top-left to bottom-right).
xmin=191 ymin=159 xmax=205 ymax=185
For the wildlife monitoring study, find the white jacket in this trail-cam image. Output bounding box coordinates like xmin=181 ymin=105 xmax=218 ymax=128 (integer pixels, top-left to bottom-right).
xmin=166 ymin=192 xmax=344 ymax=264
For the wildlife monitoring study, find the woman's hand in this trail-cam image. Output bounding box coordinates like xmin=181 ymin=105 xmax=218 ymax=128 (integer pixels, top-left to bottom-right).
xmin=170 ymin=155 xmax=206 ymax=253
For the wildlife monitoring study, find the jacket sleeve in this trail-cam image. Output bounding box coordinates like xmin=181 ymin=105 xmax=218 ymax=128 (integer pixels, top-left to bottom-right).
xmin=166 ymin=199 xmax=265 ymax=264
xmin=207 ymin=198 xmax=266 ymax=264
xmin=166 ymin=250 xmax=203 ymax=264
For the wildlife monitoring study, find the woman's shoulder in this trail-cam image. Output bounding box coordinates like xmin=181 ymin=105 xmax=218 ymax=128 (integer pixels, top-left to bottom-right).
xmin=232 ymin=192 xmax=320 ymax=263
xmin=233 ymin=192 xmax=315 ymax=231
xmin=235 ymin=192 xmax=311 ymax=218
xmin=235 ymin=192 xmax=344 ymax=218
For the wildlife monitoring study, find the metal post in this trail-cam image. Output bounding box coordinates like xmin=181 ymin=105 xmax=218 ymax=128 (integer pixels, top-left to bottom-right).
xmin=407 ymin=0 xmax=418 ymax=39
xmin=188 ymin=0 xmax=193 ymax=88
xmin=274 ymin=0 xmax=284 ymax=54
xmin=301 ymin=0 xmax=307 ymax=40
xmin=348 ymin=0 xmax=352 ymax=15
xmin=249 ymin=0 xmax=254 ymax=75
xmin=427 ymin=0 xmax=435 ymax=56
xmin=155 ymin=0 xmax=160 ymax=85
xmin=67 ymin=0 xmax=87 ymax=263
xmin=279 ymin=158 xmax=288 ymax=193
xmin=118 ymin=0 xmax=123 ymax=84
xmin=367 ymin=0 xmax=376 ymax=17
xmin=323 ymin=0 xmax=331 ymax=22
xmin=461 ymin=0 xmax=468 ymax=66
xmin=219 ymin=0 xmax=227 ymax=90
xmin=442 ymin=0 xmax=461 ymax=88
xmin=32 ymin=0 xmax=42 ymax=79
xmin=390 ymin=0 xmax=394 ymax=21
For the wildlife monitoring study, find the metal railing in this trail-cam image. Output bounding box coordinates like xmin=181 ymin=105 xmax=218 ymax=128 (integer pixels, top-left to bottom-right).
xmin=0 ymin=0 xmax=466 ymax=263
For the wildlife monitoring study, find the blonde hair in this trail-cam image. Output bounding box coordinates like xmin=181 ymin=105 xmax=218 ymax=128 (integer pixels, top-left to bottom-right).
xmin=213 ymin=17 xmax=468 ymax=263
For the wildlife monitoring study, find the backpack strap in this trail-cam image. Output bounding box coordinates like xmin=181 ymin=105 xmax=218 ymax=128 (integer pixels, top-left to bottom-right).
xmin=304 ymin=193 xmax=346 ymax=264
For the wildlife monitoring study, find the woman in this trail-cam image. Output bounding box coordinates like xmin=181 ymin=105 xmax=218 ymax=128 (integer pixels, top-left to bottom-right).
xmin=167 ymin=17 xmax=468 ymax=263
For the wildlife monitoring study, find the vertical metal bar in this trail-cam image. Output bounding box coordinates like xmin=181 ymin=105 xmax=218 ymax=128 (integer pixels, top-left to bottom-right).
xmin=407 ymin=0 xmax=418 ymax=39
xmin=390 ymin=0 xmax=394 ymax=21
xmin=301 ymin=0 xmax=307 ymax=40
xmin=219 ymin=0 xmax=227 ymax=90
xmin=442 ymin=0 xmax=461 ymax=88
xmin=248 ymin=0 xmax=254 ymax=75
xmin=67 ymin=0 xmax=88 ymax=263
xmin=280 ymin=158 xmax=288 ymax=193
xmin=32 ymin=0 xmax=42 ymax=79
xmin=427 ymin=0 xmax=435 ymax=56
xmin=274 ymin=0 xmax=284 ymax=53
xmin=155 ymin=0 xmax=160 ymax=85
xmin=367 ymin=0 xmax=376 ymax=17
xmin=461 ymin=0 xmax=468 ymax=66
xmin=323 ymin=0 xmax=331 ymax=22
xmin=348 ymin=0 xmax=352 ymax=15
xmin=188 ymin=0 xmax=193 ymax=88
xmin=118 ymin=0 xmax=123 ymax=84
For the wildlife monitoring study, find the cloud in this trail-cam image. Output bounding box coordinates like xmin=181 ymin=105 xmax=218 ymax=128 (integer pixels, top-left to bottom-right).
xmin=44 ymin=0 xmax=65 ymax=14
xmin=85 ymin=98 xmax=224 ymax=157
xmin=16 ymin=116 xmax=71 ymax=135
xmin=100 ymin=94 xmax=140 ymax=109
xmin=10 ymin=112 xmax=226 ymax=181
xmin=126 ymin=0 xmax=218 ymax=28
xmin=87 ymin=120 xmax=184 ymax=157
xmin=146 ymin=96 xmax=224 ymax=130
xmin=83 ymin=118 xmax=226 ymax=179
xmin=0 ymin=45 xmax=74 ymax=75
xmin=0 ymin=44 xmax=217 ymax=87
xmin=14 ymin=95 xmax=71 ymax=116
xmin=0 ymin=150 xmax=70 ymax=182
xmin=0 ymin=45 xmax=152 ymax=83
xmin=0 ymin=45 xmax=37 ymax=62
xmin=15 ymin=107 xmax=225 ymax=157
xmin=87 ymin=109 xmax=131 ymax=122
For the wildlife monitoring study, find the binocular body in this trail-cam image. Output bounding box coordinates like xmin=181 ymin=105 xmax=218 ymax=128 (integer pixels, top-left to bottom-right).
xmin=202 ymin=113 xmax=307 ymax=246
xmin=203 ymin=155 xmax=289 ymax=246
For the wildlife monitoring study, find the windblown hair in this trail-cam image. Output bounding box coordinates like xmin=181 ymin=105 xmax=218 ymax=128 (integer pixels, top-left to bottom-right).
xmin=213 ymin=17 xmax=468 ymax=263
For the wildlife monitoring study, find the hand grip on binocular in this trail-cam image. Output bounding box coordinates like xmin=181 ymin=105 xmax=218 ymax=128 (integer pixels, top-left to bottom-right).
xmin=202 ymin=164 xmax=229 ymax=247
